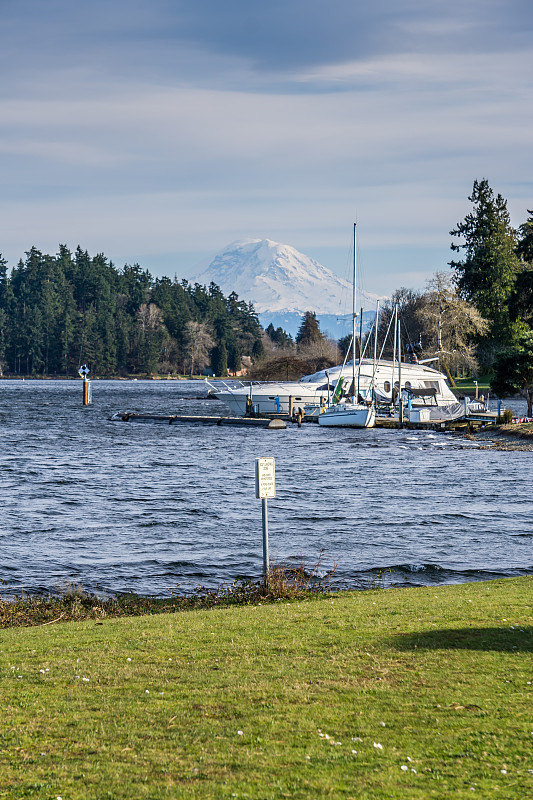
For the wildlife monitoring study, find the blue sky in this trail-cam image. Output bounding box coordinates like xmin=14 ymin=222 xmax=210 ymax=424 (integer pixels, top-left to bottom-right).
xmin=1 ymin=0 xmax=532 ymax=294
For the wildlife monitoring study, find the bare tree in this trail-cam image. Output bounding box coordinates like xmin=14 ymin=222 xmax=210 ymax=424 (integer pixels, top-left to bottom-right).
xmin=417 ymin=272 xmax=488 ymax=379
xmin=136 ymin=302 xmax=163 ymax=332
xmin=378 ymin=288 xmax=426 ymax=359
xmin=297 ymin=337 xmax=339 ymax=373
xmin=183 ymin=321 xmax=214 ymax=376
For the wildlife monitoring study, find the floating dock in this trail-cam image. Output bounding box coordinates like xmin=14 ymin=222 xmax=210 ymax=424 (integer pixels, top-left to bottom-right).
xmin=113 ymin=412 xmax=286 ymax=429
xmin=374 ymin=411 xmax=499 ymax=431
xmin=112 ymin=410 xmax=498 ymax=433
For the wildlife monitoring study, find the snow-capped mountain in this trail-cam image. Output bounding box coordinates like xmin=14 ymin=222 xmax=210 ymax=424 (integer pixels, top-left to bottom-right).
xmin=189 ymin=238 xmax=382 ymax=337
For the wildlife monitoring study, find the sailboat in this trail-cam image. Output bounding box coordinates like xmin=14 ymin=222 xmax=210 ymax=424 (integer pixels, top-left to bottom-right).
xmin=318 ymin=224 xmax=376 ymax=428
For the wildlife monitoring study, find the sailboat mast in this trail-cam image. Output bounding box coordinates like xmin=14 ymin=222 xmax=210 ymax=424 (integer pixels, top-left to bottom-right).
xmin=357 ymin=305 xmax=363 ymax=398
xmin=352 ymin=222 xmax=356 ymax=399
xmin=372 ymin=300 xmax=380 ymax=389
xmin=392 ymin=303 xmax=397 ymax=405
xmin=398 ymin=311 xmax=403 ymax=422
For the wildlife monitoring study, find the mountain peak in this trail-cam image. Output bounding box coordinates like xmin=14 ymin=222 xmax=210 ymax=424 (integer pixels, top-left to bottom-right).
xmin=190 ymin=237 xmax=379 ymax=315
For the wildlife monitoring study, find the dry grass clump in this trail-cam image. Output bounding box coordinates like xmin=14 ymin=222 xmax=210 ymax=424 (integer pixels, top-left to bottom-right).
xmin=499 ymin=421 xmax=533 ymax=437
xmin=497 ymin=407 xmax=514 ymax=424
xmin=0 ymin=556 xmax=337 ymax=629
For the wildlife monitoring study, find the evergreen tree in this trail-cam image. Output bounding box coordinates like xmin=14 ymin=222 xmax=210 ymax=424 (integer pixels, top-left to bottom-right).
xmin=0 ymin=254 xmax=13 ymax=374
xmin=252 ymin=337 xmax=264 ymax=359
xmin=450 ymin=179 xmax=521 ymax=340
xmin=211 ymin=341 xmax=228 ymax=376
xmin=509 ymin=210 xmax=533 ymax=329
xmin=227 ymin=340 xmax=242 ymax=373
xmin=337 ymin=334 xmax=352 ymax=360
xmin=516 ymin=210 xmax=533 ymax=263
xmin=492 ymin=332 xmax=533 ymax=417
xmin=295 ymin=311 xmax=323 ymax=346
xmin=266 ymin=323 xmax=293 ymax=349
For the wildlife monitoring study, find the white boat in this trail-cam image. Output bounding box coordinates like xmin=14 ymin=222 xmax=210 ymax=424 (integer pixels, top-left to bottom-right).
xmin=318 ymin=397 xmax=376 ymax=427
xmin=207 ymin=358 xmax=459 ymax=417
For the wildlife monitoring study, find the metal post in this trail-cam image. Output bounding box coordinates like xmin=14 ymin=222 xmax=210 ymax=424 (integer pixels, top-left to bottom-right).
xmin=256 ymin=457 xmax=275 ymax=581
xmin=262 ymin=498 xmax=269 ymax=578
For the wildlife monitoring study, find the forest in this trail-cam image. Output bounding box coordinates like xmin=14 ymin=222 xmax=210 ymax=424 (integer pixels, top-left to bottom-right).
xmin=0 ymin=245 xmax=264 ymax=377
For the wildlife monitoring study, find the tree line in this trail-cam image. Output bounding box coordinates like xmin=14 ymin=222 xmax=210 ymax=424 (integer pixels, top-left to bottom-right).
xmin=1 ymin=181 xmax=532 ymax=405
xmin=0 ymin=245 xmax=264 ymax=377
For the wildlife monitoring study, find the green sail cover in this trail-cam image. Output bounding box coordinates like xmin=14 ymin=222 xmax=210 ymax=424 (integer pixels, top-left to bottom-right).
xmin=331 ymin=376 xmax=344 ymax=404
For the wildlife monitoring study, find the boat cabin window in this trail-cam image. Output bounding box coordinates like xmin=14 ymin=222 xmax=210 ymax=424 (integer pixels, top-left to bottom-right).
xmin=295 ymin=397 xmax=302 ymax=401
xmin=404 ymin=381 xmax=412 ymax=390
xmin=423 ymin=381 xmax=439 ymax=391
xmin=383 ymin=381 xmax=391 ymax=392
xmin=317 ymin=383 xmax=335 ymax=391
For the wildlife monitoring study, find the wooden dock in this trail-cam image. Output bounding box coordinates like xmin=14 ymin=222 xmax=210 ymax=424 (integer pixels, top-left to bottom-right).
xmin=374 ymin=411 xmax=499 ymax=432
xmin=113 ymin=412 xmax=286 ymax=429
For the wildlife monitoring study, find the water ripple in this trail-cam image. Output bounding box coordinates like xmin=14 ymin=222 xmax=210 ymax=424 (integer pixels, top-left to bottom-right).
xmin=0 ymin=379 xmax=531 ymax=596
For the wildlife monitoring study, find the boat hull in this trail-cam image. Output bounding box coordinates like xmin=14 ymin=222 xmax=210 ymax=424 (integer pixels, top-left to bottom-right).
xmin=318 ymin=403 xmax=376 ymax=428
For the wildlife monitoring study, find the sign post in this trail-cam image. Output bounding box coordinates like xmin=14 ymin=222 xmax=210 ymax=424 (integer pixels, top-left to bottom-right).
xmin=255 ymin=457 xmax=275 ymax=579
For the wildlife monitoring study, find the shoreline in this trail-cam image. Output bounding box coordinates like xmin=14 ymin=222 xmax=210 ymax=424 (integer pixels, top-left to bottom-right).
xmin=2 ymin=572 xmax=532 ymax=629
xmin=473 ymin=422 xmax=533 ymax=450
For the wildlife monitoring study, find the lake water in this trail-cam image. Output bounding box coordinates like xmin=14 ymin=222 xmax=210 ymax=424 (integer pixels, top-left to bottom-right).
xmin=1 ymin=380 xmax=531 ymax=597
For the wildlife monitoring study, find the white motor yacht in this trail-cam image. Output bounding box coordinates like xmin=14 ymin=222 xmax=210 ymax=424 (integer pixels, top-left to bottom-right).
xmin=206 ymin=358 xmax=459 ymax=417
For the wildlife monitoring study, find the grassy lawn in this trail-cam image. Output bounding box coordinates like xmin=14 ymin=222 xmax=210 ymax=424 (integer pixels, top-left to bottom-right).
xmin=1 ymin=577 xmax=532 ymax=799
xmin=452 ymin=376 xmax=492 ymax=393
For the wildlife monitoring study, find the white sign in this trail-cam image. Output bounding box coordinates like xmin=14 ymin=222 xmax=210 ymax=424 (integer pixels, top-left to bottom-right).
xmin=78 ymin=364 xmax=90 ymax=377
xmin=255 ymin=457 xmax=276 ymax=499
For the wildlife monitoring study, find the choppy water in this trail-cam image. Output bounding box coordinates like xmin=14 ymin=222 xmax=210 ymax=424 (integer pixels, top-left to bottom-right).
xmin=0 ymin=380 xmax=531 ymax=597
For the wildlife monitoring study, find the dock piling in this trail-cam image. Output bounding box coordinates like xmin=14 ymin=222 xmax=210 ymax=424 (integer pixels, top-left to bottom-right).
xmin=78 ymin=364 xmax=92 ymax=405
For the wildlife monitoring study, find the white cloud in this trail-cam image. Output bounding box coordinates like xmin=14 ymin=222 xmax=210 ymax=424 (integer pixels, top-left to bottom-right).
xmin=1 ymin=4 xmax=531 ymax=294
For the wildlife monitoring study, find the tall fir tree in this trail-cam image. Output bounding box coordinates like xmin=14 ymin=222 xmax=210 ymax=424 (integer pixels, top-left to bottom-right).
xmin=295 ymin=311 xmax=323 ymax=346
xmin=449 ymin=179 xmax=521 ymax=342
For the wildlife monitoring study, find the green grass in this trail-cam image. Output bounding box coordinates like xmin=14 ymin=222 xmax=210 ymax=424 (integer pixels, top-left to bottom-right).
xmin=452 ymin=375 xmax=492 ymax=393
xmin=1 ymin=577 xmax=532 ymax=799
